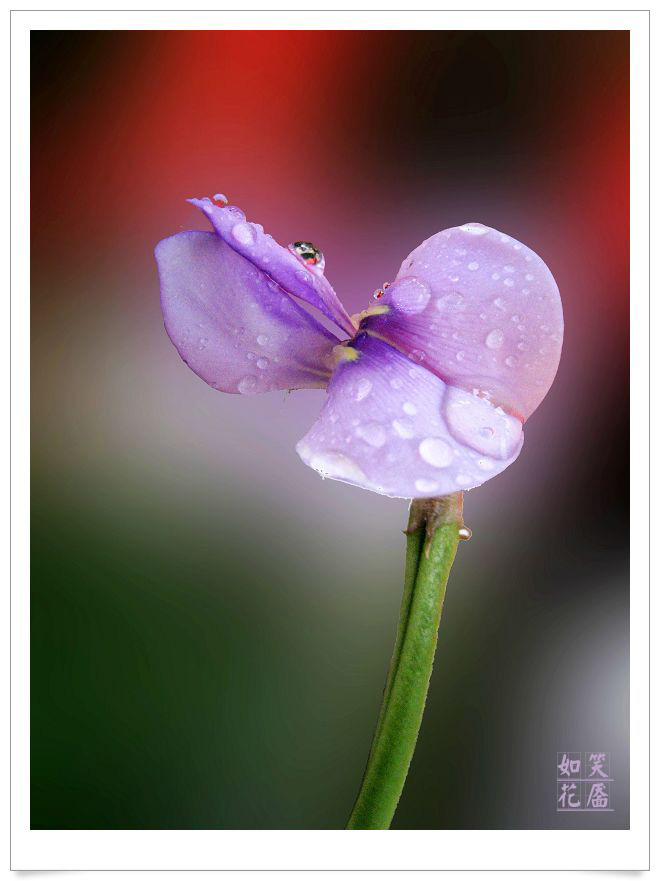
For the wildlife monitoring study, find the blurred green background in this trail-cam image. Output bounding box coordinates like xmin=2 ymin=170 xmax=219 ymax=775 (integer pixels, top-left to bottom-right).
xmin=31 ymin=30 xmax=629 ymax=829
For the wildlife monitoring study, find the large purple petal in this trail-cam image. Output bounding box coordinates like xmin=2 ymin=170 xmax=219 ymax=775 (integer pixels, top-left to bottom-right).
xmin=362 ymin=223 xmax=563 ymax=420
xmin=189 ymin=197 xmax=355 ymax=336
xmin=156 ymin=231 xmax=341 ymax=394
xmin=296 ymin=335 xmax=523 ymax=498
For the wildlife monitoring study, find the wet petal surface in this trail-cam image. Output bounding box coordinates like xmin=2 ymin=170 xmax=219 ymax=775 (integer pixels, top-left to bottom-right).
xmin=361 ymin=223 xmax=563 ymax=420
xmin=296 ymin=335 xmax=523 ymax=498
xmin=189 ymin=197 xmax=355 ymax=336
xmin=156 ymin=231 xmax=340 ymax=394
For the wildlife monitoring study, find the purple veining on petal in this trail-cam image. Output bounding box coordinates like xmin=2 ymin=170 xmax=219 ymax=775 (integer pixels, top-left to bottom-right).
xmin=188 ymin=197 xmax=356 ymax=336
xmin=361 ymin=223 xmax=563 ymax=420
xmin=156 ymin=231 xmax=340 ymax=394
xmin=296 ymin=335 xmax=523 ymax=498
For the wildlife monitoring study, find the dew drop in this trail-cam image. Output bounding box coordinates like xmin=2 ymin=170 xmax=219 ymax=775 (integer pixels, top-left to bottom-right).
xmin=493 ymin=297 xmax=506 ymax=310
xmin=392 ymin=418 xmax=415 ymax=439
xmin=485 ymin=329 xmax=505 ymax=349
xmin=213 ymin=193 xmax=228 ymax=205
xmin=443 ymin=386 xmax=523 ymax=459
xmin=456 ymin=350 xmax=466 ymax=362
xmin=467 ymin=261 xmax=479 ymax=271
xmin=355 ymin=378 xmax=373 ymax=401
xmin=256 ymin=357 xmax=269 ymax=370
xmin=458 ymin=526 xmax=473 ymax=541
xmin=357 ymin=422 xmax=387 ymax=448
xmin=198 ymin=337 xmax=209 ymax=350
xmin=436 ymin=292 xmax=464 ymax=311
xmin=390 ymin=277 xmax=431 ymax=314
xmin=256 ymin=334 xmax=269 ymax=346
xmin=232 ymin=222 xmax=256 ymax=246
xmin=290 ymin=241 xmax=323 ymax=266
xmin=459 ymin=223 xmax=489 ymax=236
xmin=308 ymin=451 xmax=366 ymax=484
xmin=504 ymin=355 xmax=518 ymax=367
xmin=503 ymin=277 xmax=514 ymax=288
xmin=238 ymin=375 xmax=258 ymax=394
xmin=419 ymin=437 xmax=453 ymax=468
xmin=403 ymin=401 xmax=417 ymax=416
xmin=415 ymin=478 xmax=439 ymax=493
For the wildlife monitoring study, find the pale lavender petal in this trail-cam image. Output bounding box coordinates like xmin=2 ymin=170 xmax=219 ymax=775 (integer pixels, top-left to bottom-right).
xmin=296 ymin=335 xmax=523 ymax=498
xmin=156 ymin=231 xmax=340 ymax=394
xmin=362 ymin=223 xmax=563 ymax=420
xmin=189 ymin=197 xmax=355 ymax=336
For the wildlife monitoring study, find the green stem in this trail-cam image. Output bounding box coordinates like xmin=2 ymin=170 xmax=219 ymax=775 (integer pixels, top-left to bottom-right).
xmin=346 ymin=494 xmax=464 ymax=830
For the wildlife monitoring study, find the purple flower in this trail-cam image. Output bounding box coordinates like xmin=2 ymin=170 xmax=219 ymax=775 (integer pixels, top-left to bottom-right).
xmin=156 ymin=198 xmax=563 ymax=498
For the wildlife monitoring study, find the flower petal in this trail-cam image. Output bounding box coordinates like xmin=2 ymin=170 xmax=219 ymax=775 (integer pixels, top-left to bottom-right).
xmin=189 ymin=197 xmax=355 ymax=336
xmin=156 ymin=231 xmax=341 ymax=394
xmin=361 ymin=223 xmax=563 ymax=420
xmin=296 ymin=335 xmax=523 ymax=498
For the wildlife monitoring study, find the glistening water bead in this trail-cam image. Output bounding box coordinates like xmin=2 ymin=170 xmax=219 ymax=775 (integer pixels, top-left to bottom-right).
xmin=291 ymin=241 xmax=323 ymax=266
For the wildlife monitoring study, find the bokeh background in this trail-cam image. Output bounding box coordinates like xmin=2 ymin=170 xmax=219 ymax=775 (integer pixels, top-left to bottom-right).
xmin=31 ymin=30 xmax=629 ymax=830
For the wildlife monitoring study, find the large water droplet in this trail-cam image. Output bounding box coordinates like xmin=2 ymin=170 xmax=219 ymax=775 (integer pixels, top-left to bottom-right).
xmin=309 ymin=451 xmax=366 ymax=484
xmin=289 ymin=241 xmax=325 ymax=275
xmin=238 ymin=375 xmax=258 ymax=395
xmin=355 ymin=378 xmax=372 ymax=401
xmin=459 ymin=222 xmax=489 ymax=236
xmin=485 ymin=329 xmax=505 ymax=349
xmin=415 ymin=478 xmax=439 ymax=493
xmin=389 ymin=277 xmax=431 ymax=314
xmin=418 ymin=437 xmax=453 ymax=468
xmin=392 ymin=418 xmax=414 ymax=439
xmin=356 ymin=422 xmax=387 ymax=448
xmin=232 ymin=222 xmax=256 ymax=246
xmin=443 ymin=387 xmax=523 ymax=459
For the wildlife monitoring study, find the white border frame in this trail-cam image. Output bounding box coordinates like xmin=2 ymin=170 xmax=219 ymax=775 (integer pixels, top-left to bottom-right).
xmin=10 ymin=7 xmax=650 ymax=871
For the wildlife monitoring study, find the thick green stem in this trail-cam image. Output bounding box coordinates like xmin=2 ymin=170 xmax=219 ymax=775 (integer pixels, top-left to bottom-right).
xmin=347 ymin=494 xmax=464 ymax=830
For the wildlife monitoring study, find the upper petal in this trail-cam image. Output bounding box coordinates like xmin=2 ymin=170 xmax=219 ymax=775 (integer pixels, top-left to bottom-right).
xmin=361 ymin=223 xmax=563 ymax=420
xmin=189 ymin=197 xmax=355 ymax=336
xmin=156 ymin=230 xmax=341 ymax=394
xmin=296 ymin=334 xmax=523 ymax=499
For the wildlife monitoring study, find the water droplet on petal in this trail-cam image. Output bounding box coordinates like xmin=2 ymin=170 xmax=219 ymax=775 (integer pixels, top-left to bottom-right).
xmin=213 ymin=193 xmax=228 ymax=205
xmin=198 ymin=337 xmax=209 ymax=350
xmin=504 ymin=355 xmax=517 ymax=367
xmin=459 ymin=222 xmax=489 ymax=236
xmin=290 ymin=241 xmax=325 ymax=274
xmin=256 ymin=357 xmax=269 ymax=370
xmin=458 ymin=526 xmax=473 ymax=541
xmin=485 ymin=329 xmax=505 ymax=349
xmin=232 ymin=222 xmax=256 ymax=246
xmin=224 ymin=206 xmax=245 ymax=221
xmin=309 ymin=451 xmax=366 ymax=484
xmin=467 ymin=261 xmax=479 ymax=271
xmin=389 ymin=277 xmax=431 ymax=314
xmin=392 ymin=418 xmax=414 ymax=439
xmin=418 ymin=437 xmax=453 ymax=468
xmin=356 ymin=422 xmax=387 ymax=448
xmin=238 ymin=375 xmax=258 ymax=394
xmin=415 ymin=478 xmax=439 ymax=493
xmin=443 ymin=386 xmax=523 ymax=459
xmin=355 ymin=378 xmax=373 ymax=401
xmin=402 ymin=401 xmax=417 ymax=416
xmin=256 ymin=334 xmax=269 ymax=346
